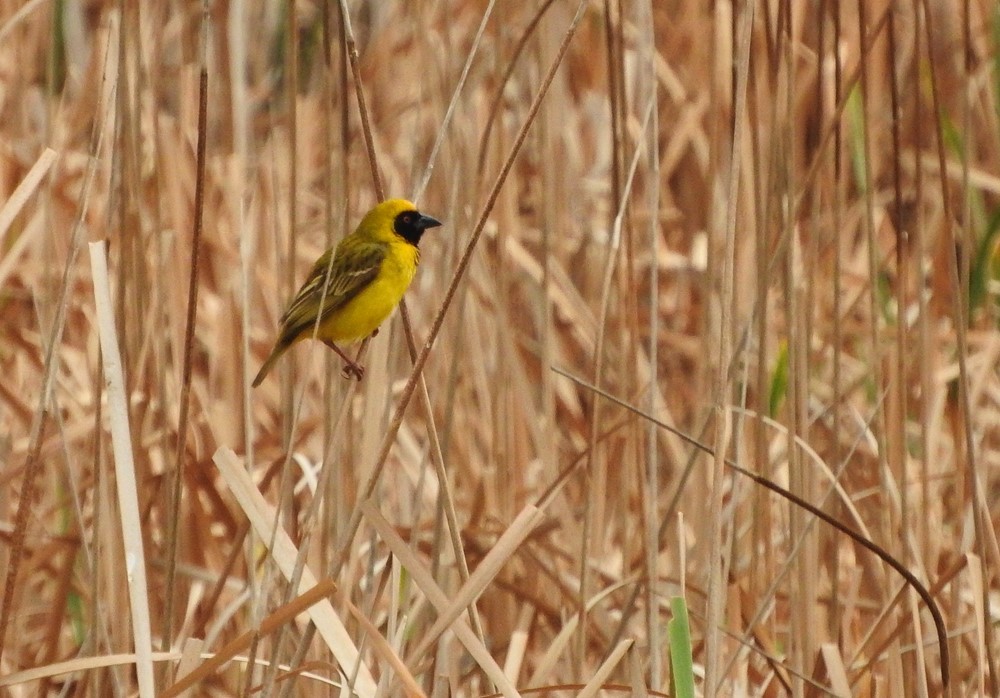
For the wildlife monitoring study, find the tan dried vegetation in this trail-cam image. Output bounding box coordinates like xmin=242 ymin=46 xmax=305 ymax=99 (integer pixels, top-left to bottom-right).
xmin=0 ymin=0 xmax=998 ymax=695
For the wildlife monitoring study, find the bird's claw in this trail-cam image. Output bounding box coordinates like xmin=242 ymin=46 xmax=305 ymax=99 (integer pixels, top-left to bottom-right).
xmin=341 ymin=362 xmax=365 ymax=381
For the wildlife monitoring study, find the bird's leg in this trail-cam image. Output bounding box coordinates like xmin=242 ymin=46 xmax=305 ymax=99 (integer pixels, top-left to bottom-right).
xmin=322 ymin=340 xmax=364 ymax=381
xmin=347 ymin=332 xmax=377 ymax=379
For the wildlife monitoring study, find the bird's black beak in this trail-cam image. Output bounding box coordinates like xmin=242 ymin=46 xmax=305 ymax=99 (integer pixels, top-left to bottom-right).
xmin=397 ymin=209 xmax=442 ymax=246
xmin=417 ymin=214 xmax=442 ymax=230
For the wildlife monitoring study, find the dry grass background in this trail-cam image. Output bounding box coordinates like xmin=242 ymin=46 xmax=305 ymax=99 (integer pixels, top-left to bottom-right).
xmin=0 ymin=0 xmax=998 ymax=695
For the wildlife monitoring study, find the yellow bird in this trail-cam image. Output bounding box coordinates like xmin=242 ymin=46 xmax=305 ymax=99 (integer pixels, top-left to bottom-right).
xmin=252 ymin=198 xmax=442 ymax=386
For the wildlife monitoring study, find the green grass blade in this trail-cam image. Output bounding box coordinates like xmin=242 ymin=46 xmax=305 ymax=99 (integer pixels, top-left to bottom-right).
xmin=668 ymin=596 xmax=696 ymax=698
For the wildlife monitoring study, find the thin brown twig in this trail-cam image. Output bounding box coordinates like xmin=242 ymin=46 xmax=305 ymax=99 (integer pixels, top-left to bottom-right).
xmin=334 ymin=0 xmax=382 ymax=373
xmin=161 ymin=1 xmax=210 ymax=655
xmin=412 ymin=0 xmax=497 ymax=205
xmin=578 ymin=0 xmax=627 ymax=667
xmin=161 ymin=579 xmax=339 ymax=698
xmin=473 ymin=0 xmax=558 ymax=184
xmin=338 ymin=0 xmax=382 ymax=200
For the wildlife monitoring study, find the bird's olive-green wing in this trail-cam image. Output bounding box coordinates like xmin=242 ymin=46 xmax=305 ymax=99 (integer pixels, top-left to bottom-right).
xmin=278 ymin=241 xmax=386 ymax=342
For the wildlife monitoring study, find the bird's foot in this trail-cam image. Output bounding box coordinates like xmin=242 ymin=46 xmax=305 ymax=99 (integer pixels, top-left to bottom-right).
xmin=341 ymin=361 xmax=365 ymax=381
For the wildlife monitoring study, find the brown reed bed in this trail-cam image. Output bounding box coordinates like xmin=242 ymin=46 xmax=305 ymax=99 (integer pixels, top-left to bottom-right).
xmin=1 ymin=1 xmax=999 ymax=695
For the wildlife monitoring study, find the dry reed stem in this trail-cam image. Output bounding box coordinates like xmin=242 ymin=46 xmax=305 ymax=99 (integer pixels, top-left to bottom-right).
xmin=0 ymin=652 xmax=183 ymax=688
xmin=361 ymin=501 xmax=521 ymax=698
xmin=704 ymin=2 xmax=753 ymax=690
xmin=339 ymin=592 xmax=425 ymax=698
xmin=404 ymin=505 xmax=546 ymax=664
xmin=162 ymin=578 xmax=338 ymax=697
xmin=162 ymin=0 xmax=210 ymax=655
xmin=89 ymin=241 xmax=155 ymax=697
xmin=0 ymin=148 xmax=57 ymax=244
xmin=212 ymin=447 xmax=376 ymax=696
xmin=173 ymin=637 xmax=204 ymax=698
xmin=576 ymin=638 xmax=633 ymax=697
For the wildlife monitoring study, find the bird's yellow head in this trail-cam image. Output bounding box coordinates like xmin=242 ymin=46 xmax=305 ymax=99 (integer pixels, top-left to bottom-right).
xmin=361 ymin=198 xmax=442 ymax=247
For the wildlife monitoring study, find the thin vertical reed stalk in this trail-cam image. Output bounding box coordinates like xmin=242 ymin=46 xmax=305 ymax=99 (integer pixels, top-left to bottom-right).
xmin=704 ymin=2 xmax=753 ymax=691
xmin=920 ymin=0 xmax=998 ymax=688
xmin=162 ymin=0 xmax=210 ymax=656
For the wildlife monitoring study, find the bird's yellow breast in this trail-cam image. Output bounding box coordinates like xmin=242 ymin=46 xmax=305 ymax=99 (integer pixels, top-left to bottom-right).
xmin=318 ymin=239 xmax=419 ymax=343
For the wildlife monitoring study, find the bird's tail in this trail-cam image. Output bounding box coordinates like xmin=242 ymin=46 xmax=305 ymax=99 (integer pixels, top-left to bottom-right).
xmin=251 ymin=343 xmax=289 ymax=387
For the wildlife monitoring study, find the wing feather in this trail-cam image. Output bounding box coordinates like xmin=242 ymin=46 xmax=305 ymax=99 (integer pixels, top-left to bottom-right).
xmin=278 ymin=241 xmax=386 ymax=342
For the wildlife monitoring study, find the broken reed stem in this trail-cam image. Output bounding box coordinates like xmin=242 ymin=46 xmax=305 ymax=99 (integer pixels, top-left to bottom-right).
xmin=90 ymin=241 xmax=156 ymax=697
